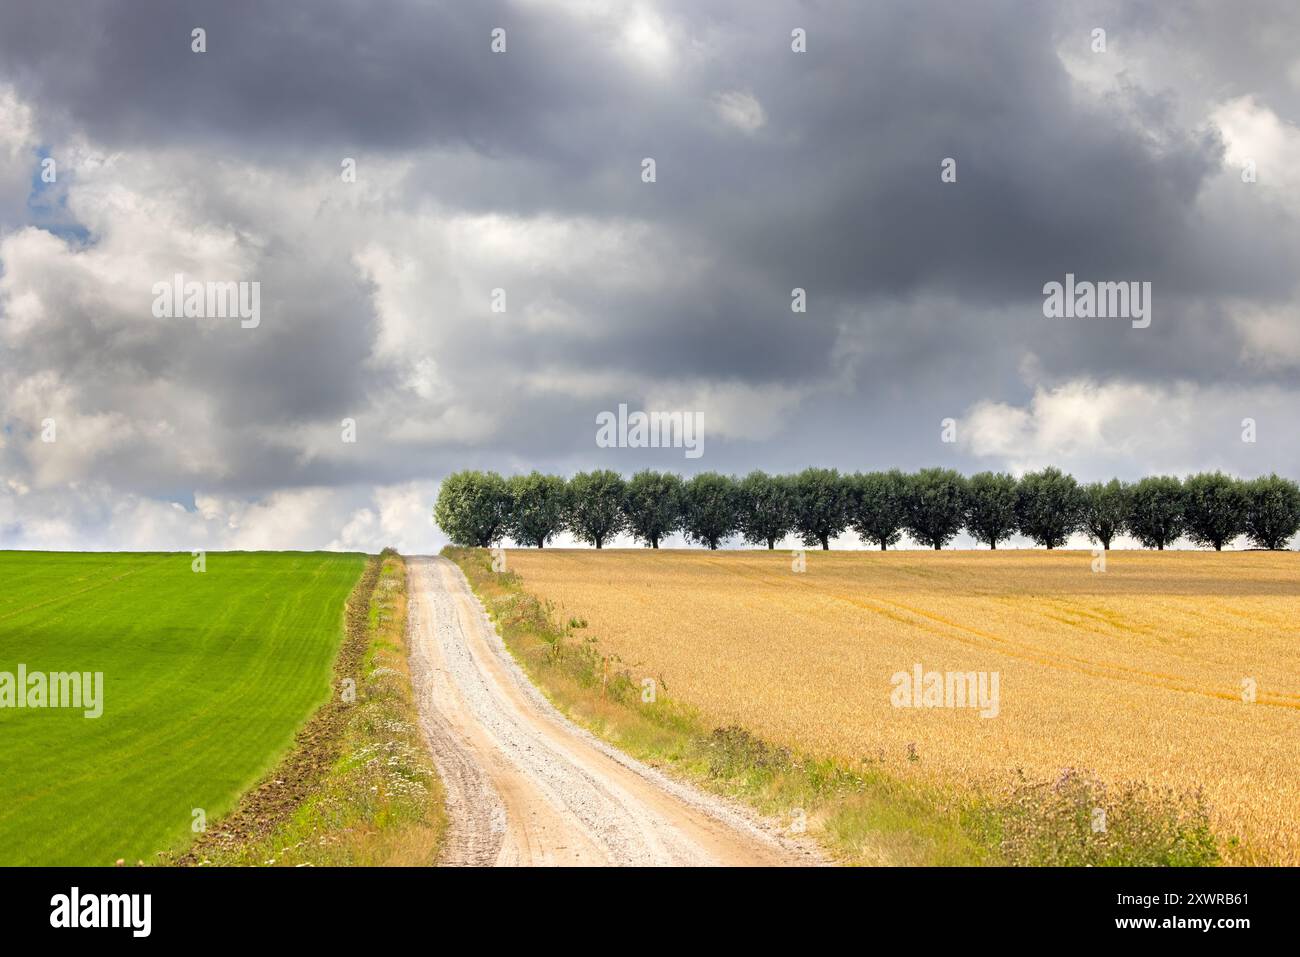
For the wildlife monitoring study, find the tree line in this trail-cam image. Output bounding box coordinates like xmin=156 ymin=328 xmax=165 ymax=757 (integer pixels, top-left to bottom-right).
xmin=433 ymin=467 xmax=1300 ymax=552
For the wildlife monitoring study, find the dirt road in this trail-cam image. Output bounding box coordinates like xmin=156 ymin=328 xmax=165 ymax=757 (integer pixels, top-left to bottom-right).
xmin=406 ymin=555 xmax=822 ymax=866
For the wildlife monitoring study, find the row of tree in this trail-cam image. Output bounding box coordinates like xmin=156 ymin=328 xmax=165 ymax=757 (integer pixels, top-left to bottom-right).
xmin=434 ymin=467 xmax=1300 ymax=552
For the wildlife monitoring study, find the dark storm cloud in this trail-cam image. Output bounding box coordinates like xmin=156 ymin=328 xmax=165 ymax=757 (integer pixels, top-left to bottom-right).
xmin=380 ymin=0 xmax=1296 ymax=392
xmin=0 ymin=0 xmax=602 ymax=154
xmin=1 ymin=0 xmax=1298 ymax=549
xmin=3 ymin=1 xmax=1288 ymax=303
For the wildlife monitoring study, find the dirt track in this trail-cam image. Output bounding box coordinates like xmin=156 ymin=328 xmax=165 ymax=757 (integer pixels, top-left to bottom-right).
xmin=406 ymin=555 xmax=822 ymax=867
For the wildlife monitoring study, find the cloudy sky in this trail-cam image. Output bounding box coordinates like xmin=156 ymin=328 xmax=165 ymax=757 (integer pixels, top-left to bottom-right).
xmin=1 ymin=0 xmax=1297 ymax=552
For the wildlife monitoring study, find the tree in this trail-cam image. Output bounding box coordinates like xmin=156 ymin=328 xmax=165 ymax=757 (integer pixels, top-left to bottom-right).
xmin=1081 ymin=479 xmax=1130 ymax=550
xmin=566 ymin=470 xmax=627 ymax=548
xmin=737 ymin=471 xmax=795 ymax=549
xmin=903 ymin=468 xmax=968 ymax=550
xmin=1016 ymin=467 xmax=1084 ymax=549
xmin=848 ymin=470 xmax=908 ymax=550
xmin=793 ymin=467 xmax=850 ymax=550
xmin=1127 ymin=476 xmax=1185 ymax=550
xmin=1182 ymin=472 xmax=1247 ymax=551
xmin=681 ymin=472 xmax=739 ymax=549
xmin=505 ymin=471 xmax=568 ymax=548
xmin=1241 ymin=474 xmax=1300 ymax=550
xmin=623 ymin=470 xmax=683 ymax=548
xmin=964 ymin=471 xmax=1019 ymax=549
xmin=433 ymin=470 xmax=510 ymax=547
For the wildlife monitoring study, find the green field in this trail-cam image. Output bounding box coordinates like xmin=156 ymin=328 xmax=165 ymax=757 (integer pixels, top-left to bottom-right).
xmin=0 ymin=551 xmax=366 ymax=865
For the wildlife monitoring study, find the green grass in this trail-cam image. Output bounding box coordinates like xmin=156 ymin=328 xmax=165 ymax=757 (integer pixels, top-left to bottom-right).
xmin=0 ymin=550 xmax=367 ymax=865
xmin=185 ymin=551 xmax=446 ymax=866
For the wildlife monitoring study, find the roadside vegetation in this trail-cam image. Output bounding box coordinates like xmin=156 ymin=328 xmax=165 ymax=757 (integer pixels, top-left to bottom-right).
xmin=435 ymin=468 xmax=1300 ymax=552
xmin=447 ymin=546 xmax=1222 ymax=866
xmin=177 ymin=550 xmax=445 ymax=866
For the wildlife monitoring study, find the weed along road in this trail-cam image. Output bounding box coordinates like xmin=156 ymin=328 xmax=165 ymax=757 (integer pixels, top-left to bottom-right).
xmin=405 ymin=556 xmax=820 ymax=867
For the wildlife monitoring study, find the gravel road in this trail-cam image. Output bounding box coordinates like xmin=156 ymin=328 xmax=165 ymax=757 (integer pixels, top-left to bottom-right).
xmin=406 ymin=555 xmax=824 ymax=867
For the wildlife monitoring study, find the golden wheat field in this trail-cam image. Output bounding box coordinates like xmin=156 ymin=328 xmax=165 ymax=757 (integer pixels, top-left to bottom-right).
xmin=505 ymin=549 xmax=1300 ymax=864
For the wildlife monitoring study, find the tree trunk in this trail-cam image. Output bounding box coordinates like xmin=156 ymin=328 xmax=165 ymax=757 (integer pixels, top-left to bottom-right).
xmin=880 ymin=541 xmax=887 ymax=551
xmin=933 ymin=543 xmax=941 ymax=550
xmin=821 ymin=536 xmax=829 ymax=550
xmin=990 ymin=541 xmax=997 ymax=550
xmin=1215 ymin=542 xmax=1222 ymax=551
xmin=595 ymin=538 xmax=603 ymax=549
xmin=652 ymin=537 xmax=659 ymax=549
xmin=1158 ymin=542 xmax=1164 ymax=551
xmin=767 ymin=538 xmax=776 ymax=550
xmin=537 ymin=539 xmax=544 ymax=548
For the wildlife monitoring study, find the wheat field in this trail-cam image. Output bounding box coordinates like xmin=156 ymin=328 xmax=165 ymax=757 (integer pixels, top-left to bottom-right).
xmin=504 ymin=549 xmax=1300 ymax=863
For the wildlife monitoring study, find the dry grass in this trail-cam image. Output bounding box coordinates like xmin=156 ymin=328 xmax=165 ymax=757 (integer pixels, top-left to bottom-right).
xmin=503 ymin=548 xmax=1300 ymax=864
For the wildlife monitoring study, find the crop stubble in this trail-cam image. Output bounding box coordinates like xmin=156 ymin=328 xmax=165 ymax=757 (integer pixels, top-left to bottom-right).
xmin=506 ymin=549 xmax=1300 ymax=863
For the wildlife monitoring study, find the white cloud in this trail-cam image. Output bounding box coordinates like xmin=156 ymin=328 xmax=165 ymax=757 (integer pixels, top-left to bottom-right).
xmin=355 ymin=212 xmax=665 ymax=369
xmin=0 ymin=84 xmax=36 ymax=224
xmin=1229 ymin=301 xmax=1300 ymax=369
xmin=619 ymin=6 xmax=678 ymax=73
xmin=0 ymin=85 xmax=33 ymax=158
xmin=962 ymin=378 xmax=1299 ymax=479
xmin=329 ymin=481 xmax=442 ymax=554
xmin=1210 ymin=95 xmax=1300 ymax=208
xmin=516 ymin=0 xmax=685 ymax=75
xmin=0 ymin=480 xmax=445 ymax=554
xmin=711 ymin=90 xmax=766 ymax=134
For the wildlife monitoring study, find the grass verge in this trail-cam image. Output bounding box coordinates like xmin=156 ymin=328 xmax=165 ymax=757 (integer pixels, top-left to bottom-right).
xmin=447 ymin=546 xmax=1220 ymax=867
xmin=173 ymin=550 xmax=445 ymax=866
